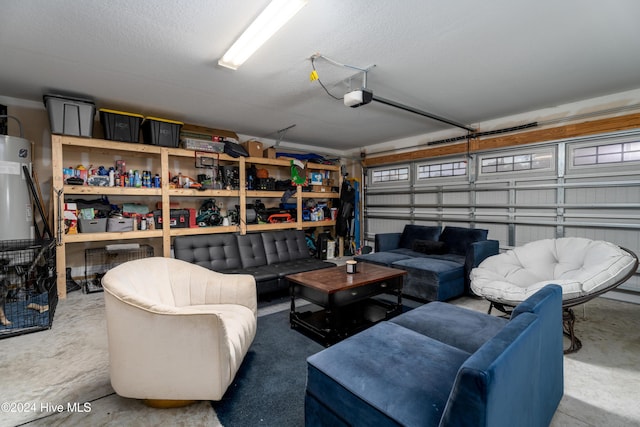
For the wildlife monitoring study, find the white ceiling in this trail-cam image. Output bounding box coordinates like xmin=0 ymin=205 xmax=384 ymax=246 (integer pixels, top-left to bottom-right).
xmin=1 ymin=0 xmax=640 ymax=153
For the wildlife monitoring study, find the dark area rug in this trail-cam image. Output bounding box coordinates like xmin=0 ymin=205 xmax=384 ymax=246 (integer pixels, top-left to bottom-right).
xmin=213 ymin=308 xmax=324 ymax=426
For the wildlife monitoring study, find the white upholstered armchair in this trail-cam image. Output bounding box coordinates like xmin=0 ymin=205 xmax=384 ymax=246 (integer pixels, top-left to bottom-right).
xmin=102 ymin=257 xmax=257 ymax=403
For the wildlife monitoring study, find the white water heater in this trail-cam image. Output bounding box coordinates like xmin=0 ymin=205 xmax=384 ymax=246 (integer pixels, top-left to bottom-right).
xmin=0 ymin=134 xmax=33 ymax=240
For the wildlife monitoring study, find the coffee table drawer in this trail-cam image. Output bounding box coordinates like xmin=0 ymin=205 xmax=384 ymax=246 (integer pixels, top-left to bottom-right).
xmin=331 ymin=279 xmax=401 ymax=306
xmin=292 ymin=278 xmax=401 ymax=307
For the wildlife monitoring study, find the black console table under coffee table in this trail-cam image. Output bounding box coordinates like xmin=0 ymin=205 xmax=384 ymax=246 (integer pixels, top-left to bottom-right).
xmin=287 ymin=263 xmax=406 ymax=346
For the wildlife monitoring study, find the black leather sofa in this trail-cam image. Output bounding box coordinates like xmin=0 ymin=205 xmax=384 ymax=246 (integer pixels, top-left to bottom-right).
xmin=173 ymin=230 xmax=336 ymax=296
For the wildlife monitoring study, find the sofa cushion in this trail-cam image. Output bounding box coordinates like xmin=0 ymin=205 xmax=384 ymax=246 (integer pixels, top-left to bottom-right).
xmin=306 ymin=321 xmax=471 ymax=427
xmin=392 ymin=257 xmax=464 ymax=301
xmin=412 ymin=239 xmax=448 ymax=255
xmin=237 ymin=233 xmax=268 ymax=268
xmin=353 ymin=251 xmax=413 ymax=267
xmin=398 ymin=225 xmax=441 ymax=250
xmin=384 ymin=248 xmax=466 ymax=265
xmin=419 ymin=252 xmax=466 ymax=264
xmin=173 ymin=233 xmax=242 ymax=271
xmin=262 ymin=230 xmax=310 ymax=264
xmin=223 ymin=266 xmax=279 ymax=283
xmin=269 ymin=258 xmax=335 ymax=277
xmin=439 ymin=226 xmax=488 ymax=255
xmin=390 ymin=302 xmax=508 ymax=353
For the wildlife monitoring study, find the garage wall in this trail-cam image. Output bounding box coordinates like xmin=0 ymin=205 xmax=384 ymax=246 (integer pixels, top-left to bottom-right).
xmin=364 ymin=129 xmax=640 ymax=295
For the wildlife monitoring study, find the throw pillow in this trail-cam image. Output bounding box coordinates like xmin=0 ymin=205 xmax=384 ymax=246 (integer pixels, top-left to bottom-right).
xmin=439 ymin=227 xmax=488 ymax=255
xmin=412 ymin=239 xmax=448 ymax=255
xmin=398 ymin=225 xmax=442 ymax=249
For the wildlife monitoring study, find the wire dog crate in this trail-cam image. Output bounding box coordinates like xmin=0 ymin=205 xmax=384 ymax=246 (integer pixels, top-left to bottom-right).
xmin=0 ymin=239 xmax=57 ymax=339
xmin=84 ymin=244 xmax=154 ymax=293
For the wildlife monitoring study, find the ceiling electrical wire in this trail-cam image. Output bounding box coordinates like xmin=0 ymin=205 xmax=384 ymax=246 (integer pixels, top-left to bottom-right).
xmin=310 ymin=56 xmax=343 ymax=101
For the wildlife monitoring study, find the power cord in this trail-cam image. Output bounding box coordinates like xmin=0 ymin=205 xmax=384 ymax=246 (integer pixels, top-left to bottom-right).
xmin=310 ymin=56 xmax=343 ymax=101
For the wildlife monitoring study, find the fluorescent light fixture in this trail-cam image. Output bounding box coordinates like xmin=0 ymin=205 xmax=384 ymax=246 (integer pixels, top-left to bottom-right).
xmin=218 ymin=0 xmax=308 ymax=70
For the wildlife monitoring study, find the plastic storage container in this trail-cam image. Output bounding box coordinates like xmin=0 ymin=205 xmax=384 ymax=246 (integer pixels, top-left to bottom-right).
xmin=142 ymin=116 xmax=183 ymax=147
xmin=78 ymin=218 xmax=107 ymax=233
xmin=107 ymin=217 xmax=134 ymax=232
xmin=43 ymin=94 xmax=95 ymax=137
xmin=99 ymin=109 xmax=143 ymax=142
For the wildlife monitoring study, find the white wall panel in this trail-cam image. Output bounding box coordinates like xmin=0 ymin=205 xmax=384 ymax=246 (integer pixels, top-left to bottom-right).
xmin=414 ymin=193 xmax=439 ymax=204
xmin=476 ymin=190 xmax=509 ymax=205
xmin=515 ymin=225 xmax=556 ymax=247
xmin=475 ymin=223 xmax=509 ymax=246
xmin=442 ymin=192 xmax=469 ymax=204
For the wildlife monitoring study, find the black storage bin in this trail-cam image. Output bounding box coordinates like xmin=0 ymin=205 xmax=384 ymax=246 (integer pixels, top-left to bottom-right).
xmin=142 ymin=116 xmax=183 ymax=147
xmin=99 ymin=109 xmax=143 ymax=143
xmin=153 ymin=209 xmax=190 ymax=228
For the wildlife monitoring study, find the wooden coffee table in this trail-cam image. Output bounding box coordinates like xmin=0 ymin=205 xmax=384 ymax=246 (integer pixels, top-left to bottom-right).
xmin=287 ymin=263 xmax=406 ymax=346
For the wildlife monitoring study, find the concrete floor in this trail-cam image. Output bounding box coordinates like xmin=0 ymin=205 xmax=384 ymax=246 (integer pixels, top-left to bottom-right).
xmin=1 ymin=288 xmax=638 ymax=427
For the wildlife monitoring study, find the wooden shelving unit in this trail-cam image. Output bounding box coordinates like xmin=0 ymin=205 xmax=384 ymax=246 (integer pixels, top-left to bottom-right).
xmin=52 ymin=135 xmax=341 ymax=297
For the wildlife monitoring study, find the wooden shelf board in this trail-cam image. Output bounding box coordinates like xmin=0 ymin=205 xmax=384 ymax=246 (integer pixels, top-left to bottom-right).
xmin=246 ymin=222 xmax=298 ymax=231
xmin=246 ymin=157 xmax=291 ymax=167
xmin=247 ymin=190 xmax=284 ymax=198
xmin=64 ymin=185 xmax=162 ymax=196
xmin=169 ymin=188 xmax=239 ymax=197
xmin=59 ymin=136 xmax=162 ymax=154
xmin=302 ymin=220 xmax=336 ymax=227
xmin=306 ymin=162 xmax=340 ymax=171
xmin=63 ymin=230 xmax=162 ymax=243
xmin=303 ymin=191 xmax=339 ymax=198
xmin=170 ymin=226 xmax=239 ymax=236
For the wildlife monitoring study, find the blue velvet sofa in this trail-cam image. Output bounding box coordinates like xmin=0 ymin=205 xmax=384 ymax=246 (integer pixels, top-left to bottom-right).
xmin=305 ymin=285 xmax=564 ymax=427
xmin=354 ymin=225 xmax=499 ymax=301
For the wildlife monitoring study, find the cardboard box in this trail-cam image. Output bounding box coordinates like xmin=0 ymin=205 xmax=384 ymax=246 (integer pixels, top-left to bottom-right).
xmin=309 ymin=172 xmax=324 ymax=185
xmin=263 ymin=147 xmax=276 ymax=159
xmin=181 ymin=123 xmax=239 ymax=141
xmin=241 ymin=140 xmax=264 ymax=157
